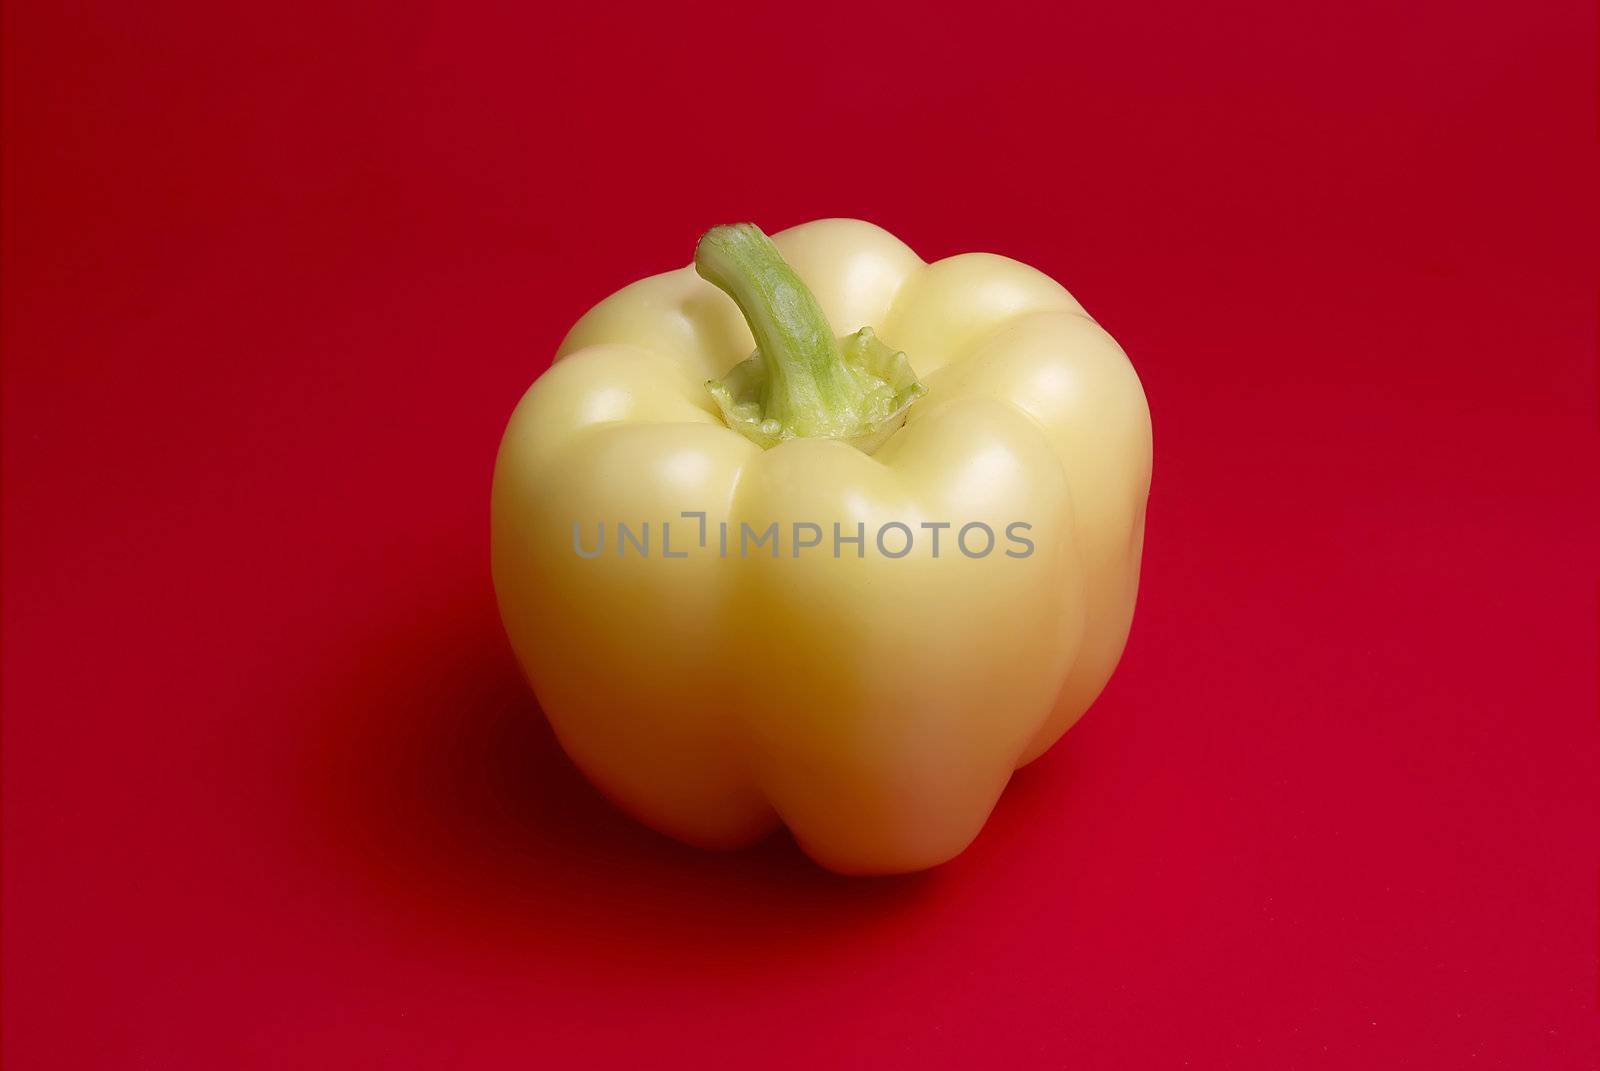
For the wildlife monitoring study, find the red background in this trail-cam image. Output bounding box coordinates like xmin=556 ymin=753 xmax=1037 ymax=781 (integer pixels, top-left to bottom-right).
xmin=3 ymin=1 xmax=1597 ymax=1066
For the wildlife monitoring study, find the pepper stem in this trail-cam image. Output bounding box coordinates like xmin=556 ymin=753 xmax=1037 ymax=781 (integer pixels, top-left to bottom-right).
xmin=695 ymin=224 xmax=925 ymax=453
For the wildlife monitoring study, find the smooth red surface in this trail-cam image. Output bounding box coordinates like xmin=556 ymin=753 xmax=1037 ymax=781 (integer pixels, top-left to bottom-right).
xmin=3 ymin=1 xmax=1597 ymax=1066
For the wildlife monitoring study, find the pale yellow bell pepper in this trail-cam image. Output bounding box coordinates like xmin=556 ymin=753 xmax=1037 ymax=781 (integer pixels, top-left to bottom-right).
xmin=491 ymin=219 xmax=1151 ymax=874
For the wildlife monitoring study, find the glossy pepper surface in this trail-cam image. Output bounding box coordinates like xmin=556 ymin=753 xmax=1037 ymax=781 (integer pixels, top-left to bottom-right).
xmin=491 ymin=219 xmax=1151 ymax=874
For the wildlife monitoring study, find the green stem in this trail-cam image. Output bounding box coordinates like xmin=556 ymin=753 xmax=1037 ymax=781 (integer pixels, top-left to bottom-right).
xmin=694 ymin=224 xmax=864 ymax=439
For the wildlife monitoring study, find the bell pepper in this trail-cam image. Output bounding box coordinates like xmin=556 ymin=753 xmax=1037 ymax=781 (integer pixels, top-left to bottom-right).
xmin=491 ymin=219 xmax=1151 ymax=874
